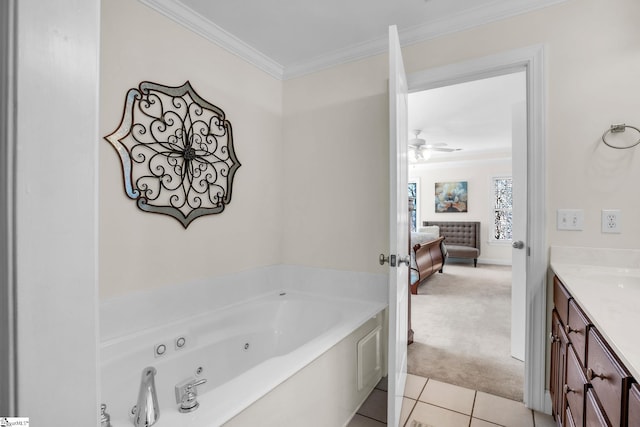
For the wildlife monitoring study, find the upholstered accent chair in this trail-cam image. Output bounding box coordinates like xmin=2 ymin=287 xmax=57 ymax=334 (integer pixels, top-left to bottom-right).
xmin=423 ymin=221 xmax=481 ymax=267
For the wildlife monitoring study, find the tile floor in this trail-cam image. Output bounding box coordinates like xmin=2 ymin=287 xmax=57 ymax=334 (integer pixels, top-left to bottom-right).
xmin=348 ymin=374 xmax=556 ymax=427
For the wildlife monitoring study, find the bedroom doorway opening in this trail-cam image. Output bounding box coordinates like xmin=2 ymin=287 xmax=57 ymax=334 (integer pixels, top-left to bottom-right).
xmin=405 ymin=69 xmax=528 ymax=402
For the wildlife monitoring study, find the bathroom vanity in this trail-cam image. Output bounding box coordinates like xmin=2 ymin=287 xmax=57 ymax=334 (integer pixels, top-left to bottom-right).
xmin=550 ymin=247 xmax=640 ymax=427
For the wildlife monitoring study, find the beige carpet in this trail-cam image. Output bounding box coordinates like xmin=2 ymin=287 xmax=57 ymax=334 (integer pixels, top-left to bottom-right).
xmin=407 ymin=263 xmax=524 ymax=402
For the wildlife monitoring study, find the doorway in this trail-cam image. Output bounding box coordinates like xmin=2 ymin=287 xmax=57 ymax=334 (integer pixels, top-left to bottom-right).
xmin=406 ymin=71 xmax=526 ymax=401
xmin=401 ymin=45 xmax=548 ymax=412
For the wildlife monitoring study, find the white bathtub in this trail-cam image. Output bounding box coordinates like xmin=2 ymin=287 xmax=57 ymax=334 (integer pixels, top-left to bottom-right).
xmin=101 ymin=285 xmax=386 ymax=426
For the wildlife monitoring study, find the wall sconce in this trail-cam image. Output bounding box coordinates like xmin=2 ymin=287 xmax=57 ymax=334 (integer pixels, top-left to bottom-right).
xmin=105 ymin=81 xmax=241 ymax=228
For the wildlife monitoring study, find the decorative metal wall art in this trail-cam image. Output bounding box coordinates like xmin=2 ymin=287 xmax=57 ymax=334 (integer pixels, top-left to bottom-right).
xmin=105 ymin=81 xmax=241 ymax=228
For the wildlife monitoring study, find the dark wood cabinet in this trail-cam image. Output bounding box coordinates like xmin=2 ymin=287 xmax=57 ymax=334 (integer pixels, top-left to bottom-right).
xmin=567 ymin=406 xmax=578 ymax=427
xmin=586 ymin=389 xmax=610 ymax=427
xmin=551 ymin=309 xmax=569 ymax=426
xmin=554 ymin=276 xmax=571 ymax=325
xmin=628 ymin=384 xmax=640 ymax=426
xmin=551 ymin=277 xmax=579 ymax=427
xmin=550 ymin=275 xmax=637 ymax=427
xmin=566 ymin=345 xmax=588 ymax=427
xmin=587 ymin=329 xmax=633 ymax=427
xmin=567 ymin=299 xmax=590 ymax=366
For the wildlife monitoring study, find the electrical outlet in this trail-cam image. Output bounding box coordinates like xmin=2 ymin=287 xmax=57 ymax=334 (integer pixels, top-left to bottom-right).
xmin=557 ymin=209 xmax=584 ymax=231
xmin=602 ymin=209 xmax=621 ymax=233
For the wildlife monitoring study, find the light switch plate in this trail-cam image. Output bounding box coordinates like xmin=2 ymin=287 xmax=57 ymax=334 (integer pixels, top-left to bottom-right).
xmin=557 ymin=209 xmax=584 ymax=231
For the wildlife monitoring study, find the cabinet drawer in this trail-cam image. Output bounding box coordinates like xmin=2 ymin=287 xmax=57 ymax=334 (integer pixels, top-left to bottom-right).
xmin=587 ymin=329 xmax=633 ymax=427
xmin=629 ymin=383 xmax=640 ymax=427
xmin=585 ymin=389 xmax=610 ymax=427
xmin=566 ymin=345 xmax=587 ymax=427
xmin=554 ymin=276 xmax=571 ymax=325
xmin=567 ymin=299 xmax=590 ymax=366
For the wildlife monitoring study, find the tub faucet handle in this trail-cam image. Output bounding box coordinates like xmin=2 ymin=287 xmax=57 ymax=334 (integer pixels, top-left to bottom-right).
xmin=176 ymin=378 xmax=207 ymax=413
xmin=100 ymin=403 xmax=112 ymax=427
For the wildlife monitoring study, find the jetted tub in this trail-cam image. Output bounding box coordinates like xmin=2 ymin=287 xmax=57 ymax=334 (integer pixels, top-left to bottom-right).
xmin=101 ymin=288 xmax=386 ymax=426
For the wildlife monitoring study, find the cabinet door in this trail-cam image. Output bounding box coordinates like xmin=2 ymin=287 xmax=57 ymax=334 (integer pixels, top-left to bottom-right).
xmin=550 ymin=310 xmax=561 ymax=422
xmin=566 ymin=405 xmax=577 ymax=427
xmin=629 ymin=383 xmax=640 ymax=427
xmin=585 ymin=389 xmax=610 ymax=427
xmin=551 ymin=311 xmax=570 ymax=427
xmin=587 ymin=329 xmax=633 ymax=427
xmin=566 ymin=345 xmax=587 ymax=427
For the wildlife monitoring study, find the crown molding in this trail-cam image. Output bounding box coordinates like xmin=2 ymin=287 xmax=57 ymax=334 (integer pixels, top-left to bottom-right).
xmin=138 ymin=0 xmax=284 ymax=79
xmin=401 ymin=0 xmax=567 ymax=47
xmin=139 ymin=0 xmax=566 ymax=81
xmin=286 ymin=0 xmax=566 ymax=79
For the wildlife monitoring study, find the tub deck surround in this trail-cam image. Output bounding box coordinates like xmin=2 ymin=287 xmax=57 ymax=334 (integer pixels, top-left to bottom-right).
xmin=100 ymin=264 xmax=387 ymax=341
xmin=100 ymin=265 xmax=387 ymax=426
xmin=550 ymin=246 xmax=640 ymax=379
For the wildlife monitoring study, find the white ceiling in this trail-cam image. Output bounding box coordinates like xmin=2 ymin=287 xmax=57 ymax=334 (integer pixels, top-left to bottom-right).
xmin=141 ymin=0 xmax=566 ymax=79
xmin=408 ymin=71 xmax=526 ymax=163
xmin=138 ymin=1 xmax=534 ymax=161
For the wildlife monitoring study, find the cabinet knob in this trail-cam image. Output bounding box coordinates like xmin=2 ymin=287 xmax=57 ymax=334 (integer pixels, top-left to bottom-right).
xmin=563 ymin=384 xmax=575 ymax=395
xmin=586 ymin=368 xmax=606 ymax=382
xmin=549 ymin=332 xmax=559 ymax=343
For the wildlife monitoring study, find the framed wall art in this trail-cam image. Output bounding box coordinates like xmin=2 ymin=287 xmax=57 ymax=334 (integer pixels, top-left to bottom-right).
xmin=435 ymin=181 xmax=468 ymax=213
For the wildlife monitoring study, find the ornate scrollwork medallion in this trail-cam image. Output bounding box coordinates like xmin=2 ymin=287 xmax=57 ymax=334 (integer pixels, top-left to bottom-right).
xmin=105 ymin=81 xmax=241 ymax=228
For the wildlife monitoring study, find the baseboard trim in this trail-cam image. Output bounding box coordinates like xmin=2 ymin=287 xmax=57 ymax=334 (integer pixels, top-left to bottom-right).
xmin=543 ymin=391 xmax=553 ymax=415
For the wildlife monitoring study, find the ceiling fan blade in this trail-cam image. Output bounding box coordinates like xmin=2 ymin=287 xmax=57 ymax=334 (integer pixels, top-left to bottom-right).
xmin=430 ymin=147 xmax=461 ymax=152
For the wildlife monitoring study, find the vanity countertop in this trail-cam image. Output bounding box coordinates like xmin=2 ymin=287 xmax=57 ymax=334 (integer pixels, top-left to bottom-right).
xmin=550 ymin=246 xmax=640 ymax=380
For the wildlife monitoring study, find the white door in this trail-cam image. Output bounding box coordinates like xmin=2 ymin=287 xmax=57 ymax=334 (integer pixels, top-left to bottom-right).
xmin=387 ymin=24 xmax=409 ymax=427
xmin=511 ymin=101 xmax=527 ymax=361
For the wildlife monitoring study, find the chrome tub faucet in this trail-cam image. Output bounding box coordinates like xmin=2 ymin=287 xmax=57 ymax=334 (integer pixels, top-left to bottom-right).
xmin=175 ymin=377 xmax=208 ymax=413
xmin=131 ymin=366 xmax=159 ymax=427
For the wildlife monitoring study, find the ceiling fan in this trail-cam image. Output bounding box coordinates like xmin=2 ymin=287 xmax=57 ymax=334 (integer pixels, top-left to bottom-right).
xmin=408 ymin=130 xmax=461 ymax=160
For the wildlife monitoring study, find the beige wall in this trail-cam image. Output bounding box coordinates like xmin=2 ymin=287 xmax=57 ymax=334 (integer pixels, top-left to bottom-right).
xmin=282 ymin=56 xmax=391 ymax=274
xmin=100 ymin=0 xmax=640 ymax=296
xmin=282 ymin=0 xmax=640 ymax=271
xmin=409 ymin=158 xmax=513 ymax=264
xmin=100 ymin=0 xmax=284 ymax=298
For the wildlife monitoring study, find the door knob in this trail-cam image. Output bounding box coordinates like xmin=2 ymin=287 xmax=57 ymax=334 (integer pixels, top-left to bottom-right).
xmin=379 ymin=254 xmax=407 ymax=267
xmin=512 ymin=240 xmax=525 ymax=249
xmin=379 ymin=254 xmax=397 ymax=266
